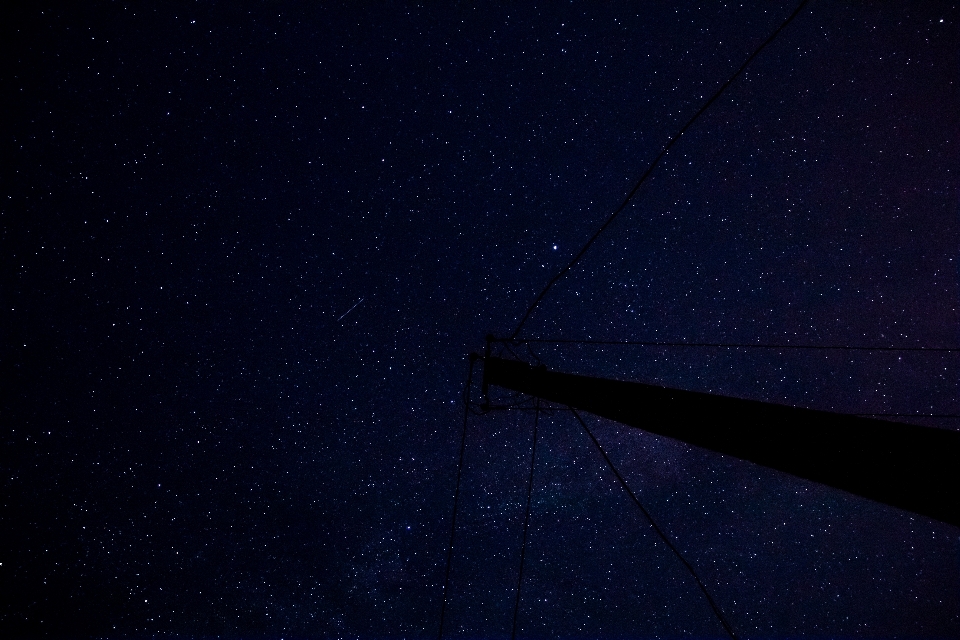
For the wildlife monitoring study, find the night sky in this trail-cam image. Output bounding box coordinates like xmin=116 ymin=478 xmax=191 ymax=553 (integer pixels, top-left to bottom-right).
xmin=3 ymin=2 xmax=959 ymax=638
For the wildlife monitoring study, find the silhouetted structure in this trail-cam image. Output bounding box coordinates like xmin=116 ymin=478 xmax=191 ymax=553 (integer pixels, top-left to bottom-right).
xmin=484 ymin=356 xmax=960 ymax=527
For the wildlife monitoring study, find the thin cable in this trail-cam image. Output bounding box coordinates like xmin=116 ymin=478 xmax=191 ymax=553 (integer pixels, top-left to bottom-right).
xmin=569 ymin=408 xmax=739 ymax=640
xmin=510 ymin=0 xmax=810 ymax=340
xmin=496 ymin=338 xmax=959 ymax=353
xmin=511 ymin=399 xmax=540 ymax=640
xmin=855 ymin=413 xmax=960 ymax=418
xmin=438 ymin=356 xmax=476 ymax=640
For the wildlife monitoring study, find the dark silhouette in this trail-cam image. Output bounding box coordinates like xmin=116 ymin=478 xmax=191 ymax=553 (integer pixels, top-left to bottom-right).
xmin=484 ymin=356 xmax=960 ymax=527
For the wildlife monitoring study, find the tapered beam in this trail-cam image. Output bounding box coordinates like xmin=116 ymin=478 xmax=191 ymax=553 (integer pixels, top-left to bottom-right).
xmin=483 ymin=356 xmax=960 ymax=527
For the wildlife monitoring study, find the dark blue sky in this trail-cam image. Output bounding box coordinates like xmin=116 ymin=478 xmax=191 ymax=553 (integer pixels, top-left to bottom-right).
xmin=3 ymin=2 xmax=959 ymax=638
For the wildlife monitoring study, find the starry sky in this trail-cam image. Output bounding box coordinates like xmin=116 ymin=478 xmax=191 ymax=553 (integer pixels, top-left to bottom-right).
xmin=2 ymin=2 xmax=959 ymax=638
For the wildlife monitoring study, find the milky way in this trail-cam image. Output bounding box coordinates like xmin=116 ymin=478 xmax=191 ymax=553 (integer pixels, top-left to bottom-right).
xmin=3 ymin=2 xmax=958 ymax=637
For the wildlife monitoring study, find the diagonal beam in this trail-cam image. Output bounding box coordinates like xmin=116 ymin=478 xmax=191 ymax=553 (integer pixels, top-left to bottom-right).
xmin=483 ymin=356 xmax=960 ymax=527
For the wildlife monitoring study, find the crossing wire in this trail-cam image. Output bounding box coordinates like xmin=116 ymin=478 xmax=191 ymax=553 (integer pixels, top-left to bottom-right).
xmin=438 ymin=355 xmax=477 ymax=640
xmin=510 ymin=0 xmax=810 ymax=340
xmin=570 ymin=407 xmax=740 ymax=640
xmin=495 ymin=338 xmax=960 ymax=353
xmin=511 ymin=399 xmax=540 ymax=640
